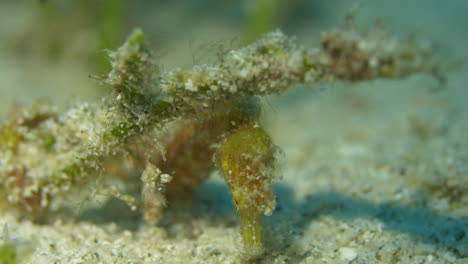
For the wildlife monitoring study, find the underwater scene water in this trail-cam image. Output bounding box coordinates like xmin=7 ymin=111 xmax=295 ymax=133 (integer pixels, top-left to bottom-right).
xmin=0 ymin=1 xmax=467 ymax=263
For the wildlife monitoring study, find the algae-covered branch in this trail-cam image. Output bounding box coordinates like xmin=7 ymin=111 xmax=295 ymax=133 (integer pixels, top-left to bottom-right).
xmin=0 ymin=24 xmax=437 ymax=256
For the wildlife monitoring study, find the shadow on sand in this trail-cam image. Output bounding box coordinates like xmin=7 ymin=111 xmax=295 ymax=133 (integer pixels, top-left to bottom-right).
xmin=77 ymin=180 xmax=466 ymax=262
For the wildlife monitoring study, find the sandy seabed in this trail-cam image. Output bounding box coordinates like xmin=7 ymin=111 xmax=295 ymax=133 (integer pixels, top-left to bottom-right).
xmin=1 ymin=1 xmax=467 ymax=263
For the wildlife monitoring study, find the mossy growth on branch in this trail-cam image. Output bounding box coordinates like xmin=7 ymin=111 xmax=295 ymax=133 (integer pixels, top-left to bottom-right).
xmin=0 ymin=24 xmax=439 ymax=257
xmin=0 ymin=243 xmax=17 ymax=264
